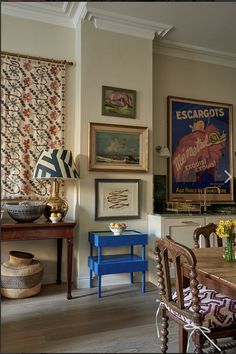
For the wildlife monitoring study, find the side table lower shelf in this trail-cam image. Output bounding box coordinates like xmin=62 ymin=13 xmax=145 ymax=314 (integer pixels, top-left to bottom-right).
xmin=88 ymin=254 xmax=148 ymax=298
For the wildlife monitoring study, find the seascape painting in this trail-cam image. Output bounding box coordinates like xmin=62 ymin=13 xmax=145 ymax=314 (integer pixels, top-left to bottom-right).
xmin=88 ymin=123 xmax=148 ymax=172
xmin=96 ymin=131 xmax=139 ymax=165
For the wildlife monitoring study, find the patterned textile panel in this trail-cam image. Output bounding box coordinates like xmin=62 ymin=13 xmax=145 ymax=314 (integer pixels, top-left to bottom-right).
xmin=1 ymin=54 xmax=66 ymax=199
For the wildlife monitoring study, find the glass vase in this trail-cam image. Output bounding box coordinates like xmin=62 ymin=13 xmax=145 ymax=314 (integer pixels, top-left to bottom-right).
xmin=223 ymin=236 xmax=235 ymax=262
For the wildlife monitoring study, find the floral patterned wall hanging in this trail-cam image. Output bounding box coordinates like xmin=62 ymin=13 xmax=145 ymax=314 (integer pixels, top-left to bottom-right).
xmin=1 ymin=54 xmax=66 ymax=200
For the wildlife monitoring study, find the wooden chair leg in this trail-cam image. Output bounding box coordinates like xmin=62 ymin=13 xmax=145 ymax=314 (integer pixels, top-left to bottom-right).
xmin=192 ymin=330 xmax=204 ymax=354
xmin=160 ymin=306 xmax=169 ymax=353
xmin=179 ymin=325 xmax=188 ymax=353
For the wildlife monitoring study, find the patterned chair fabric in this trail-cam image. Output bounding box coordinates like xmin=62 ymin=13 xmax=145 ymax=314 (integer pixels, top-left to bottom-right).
xmin=171 ymin=284 xmax=236 ymax=328
xmin=155 ymin=236 xmax=236 ymax=353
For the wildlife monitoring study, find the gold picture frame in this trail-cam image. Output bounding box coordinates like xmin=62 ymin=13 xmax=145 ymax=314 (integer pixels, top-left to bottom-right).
xmin=88 ymin=122 xmax=148 ymax=172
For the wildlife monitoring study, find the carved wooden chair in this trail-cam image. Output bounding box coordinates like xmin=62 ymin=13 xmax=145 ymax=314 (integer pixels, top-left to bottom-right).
xmin=193 ymin=223 xmax=222 ymax=249
xmin=154 ymin=236 xmax=236 ymax=353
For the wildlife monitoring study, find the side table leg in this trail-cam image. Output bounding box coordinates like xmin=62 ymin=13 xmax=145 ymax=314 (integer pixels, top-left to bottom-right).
xmin=67 ymin=238 xmax=73 ymax=300
xmin=98 ymin=275 xmax=101 ymax=298
xmin=142 ymin=271 xmax=146 ymax=293
xmin=56 ymin=239 xmax=62 ymax=284
xmin=130 ymin=272 xmax=133 ymax=284
xmin=90 ymin=269 xmax=93 ymax=288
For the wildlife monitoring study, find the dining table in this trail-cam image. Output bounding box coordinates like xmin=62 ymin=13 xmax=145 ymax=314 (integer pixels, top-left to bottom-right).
xmin=182 ymin=246 xmax=236 ymax=300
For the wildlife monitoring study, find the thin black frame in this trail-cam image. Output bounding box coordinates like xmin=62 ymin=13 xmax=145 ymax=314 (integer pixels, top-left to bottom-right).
xmin=95 ymin=178 xmax=141 ymax=220
xmin=102 ymin=85 xmax=136 ymax=119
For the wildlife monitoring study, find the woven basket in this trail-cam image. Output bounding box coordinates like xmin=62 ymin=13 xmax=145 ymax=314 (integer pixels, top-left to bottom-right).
xmin=1 ymin=251 xmax=44 ymax=299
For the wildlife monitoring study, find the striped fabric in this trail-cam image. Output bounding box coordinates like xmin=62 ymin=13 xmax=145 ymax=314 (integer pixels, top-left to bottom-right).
xmin=33 ymin=149 xmax=79 ymax=179
xmin=171 ymin=284 xmax=236 ymax=328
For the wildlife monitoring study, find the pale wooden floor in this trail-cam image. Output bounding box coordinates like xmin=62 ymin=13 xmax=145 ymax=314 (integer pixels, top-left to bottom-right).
xmin=1 ymin=282 xmax=182 ymax=353
xmin=2 ymin=282 xmax=233 ymax=353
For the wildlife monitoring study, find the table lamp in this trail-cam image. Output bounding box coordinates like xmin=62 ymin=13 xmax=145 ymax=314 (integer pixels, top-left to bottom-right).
xmin=33 ymin=148 xmax=79 ymax=220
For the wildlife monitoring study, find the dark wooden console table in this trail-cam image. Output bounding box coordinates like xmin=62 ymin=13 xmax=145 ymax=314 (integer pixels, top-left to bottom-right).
xmin=1 ymin=220 xmax=76 ymax=299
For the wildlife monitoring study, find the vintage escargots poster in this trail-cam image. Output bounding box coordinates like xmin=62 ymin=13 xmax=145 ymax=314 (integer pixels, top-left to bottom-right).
xmin=168 ymin=96 xmax=233 ymax=202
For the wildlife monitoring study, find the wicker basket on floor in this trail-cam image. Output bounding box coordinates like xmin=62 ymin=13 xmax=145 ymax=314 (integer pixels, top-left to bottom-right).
xmin=1 ymin=251 xmax=44 ymax=299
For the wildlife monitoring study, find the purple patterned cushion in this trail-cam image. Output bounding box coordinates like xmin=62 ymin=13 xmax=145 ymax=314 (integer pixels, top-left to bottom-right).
xmin=171 ymin=284 xmax=236 ymax=328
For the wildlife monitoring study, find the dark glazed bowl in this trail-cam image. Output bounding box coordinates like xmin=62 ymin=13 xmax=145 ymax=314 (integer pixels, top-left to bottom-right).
xmin=5 ymin=201 xmax=46 ymax=223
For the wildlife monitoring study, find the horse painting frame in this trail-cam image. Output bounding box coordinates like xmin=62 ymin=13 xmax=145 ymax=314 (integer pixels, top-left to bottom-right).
xmin=102 ymin=86 xmax=136 ymax=119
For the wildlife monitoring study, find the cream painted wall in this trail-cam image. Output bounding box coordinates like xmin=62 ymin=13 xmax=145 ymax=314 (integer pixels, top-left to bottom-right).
xmin=1 ymin=15 xmax=77 ymax=284
xmin=153 ymin=52 xmax=236 ymax=179
xmin=74 ymin=20 xmax=153 ymax=287
xmin=1 ymin=15 xmax=154 ymax=288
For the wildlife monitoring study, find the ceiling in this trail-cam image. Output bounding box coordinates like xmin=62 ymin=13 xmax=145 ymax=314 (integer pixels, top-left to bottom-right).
xmin=2 ymin=1 xmax=236 ymax=56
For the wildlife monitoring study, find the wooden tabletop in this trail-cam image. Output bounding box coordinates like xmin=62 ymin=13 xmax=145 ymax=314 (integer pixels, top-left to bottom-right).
xmin=183 ymin=247 xmax=236 ymax=300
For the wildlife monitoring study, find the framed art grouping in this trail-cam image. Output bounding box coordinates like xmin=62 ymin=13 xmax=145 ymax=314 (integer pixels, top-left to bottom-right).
xmin=168 ymin=96 xmax=233 ymax=202
xmin=88 ymin=122 xmax=148 ymax=172
xmin=102 ymin=85 xmax=136 ymax=118
xmin=95 ymin=179 xmax=141 ymax=220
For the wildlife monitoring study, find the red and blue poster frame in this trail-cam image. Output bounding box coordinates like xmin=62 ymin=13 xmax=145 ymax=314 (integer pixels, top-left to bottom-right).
xmin=168 ymin=96 xmax=233 ymax=202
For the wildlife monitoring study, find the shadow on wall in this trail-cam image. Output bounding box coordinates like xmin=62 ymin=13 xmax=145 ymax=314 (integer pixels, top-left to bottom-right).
xmin=153 ymin=175 xmax=167 ymax=213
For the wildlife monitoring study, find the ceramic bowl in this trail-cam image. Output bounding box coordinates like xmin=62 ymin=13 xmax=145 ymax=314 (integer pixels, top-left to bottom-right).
xmin=49 ymin=216 xmax=61 ymax=223
xmin=109 ymin=224 xmax=127 ymax=235
xmin=5 ymin=201 xmax=45 ymax=223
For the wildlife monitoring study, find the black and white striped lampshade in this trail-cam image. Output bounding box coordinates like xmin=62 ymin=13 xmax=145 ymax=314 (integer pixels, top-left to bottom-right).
xmin=33 ymin=149 xmax=79 ymax=179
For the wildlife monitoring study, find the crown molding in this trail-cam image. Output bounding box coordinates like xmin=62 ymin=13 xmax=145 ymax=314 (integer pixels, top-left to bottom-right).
xmin=1 ymin=1 xmax=173 ymax=39
xmin=81 ymin=4 xmax=173 ymax=40
xmin=155 ymin=40 xmax=236 ymax=68
xmin=1 ymin=2 xmax=78 ymax=28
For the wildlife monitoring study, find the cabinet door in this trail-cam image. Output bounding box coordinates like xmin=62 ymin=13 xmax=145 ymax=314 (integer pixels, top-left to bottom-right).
xmin=164 ymin=218 xmax=204 ymax=249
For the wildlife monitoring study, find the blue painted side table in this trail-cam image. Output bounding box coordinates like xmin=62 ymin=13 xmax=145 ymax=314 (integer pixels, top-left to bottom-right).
xmin=88 ymin=230 xmax=148 ymax=298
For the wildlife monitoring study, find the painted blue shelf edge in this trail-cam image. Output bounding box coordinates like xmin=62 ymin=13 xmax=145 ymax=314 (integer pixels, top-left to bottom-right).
xmin=88 ymin=254 xmax=148 ymax=275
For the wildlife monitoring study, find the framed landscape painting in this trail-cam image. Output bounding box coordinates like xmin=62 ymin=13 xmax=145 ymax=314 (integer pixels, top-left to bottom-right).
xmin=88 ymin=122 xmax=148 ymax=172
xmin=168 ymin=96 xmax=233 ymax=202
xmin=95 ymin=178 xmax=141 ymax=220
xmin=102 ymin=86 xmax=136 ymax=118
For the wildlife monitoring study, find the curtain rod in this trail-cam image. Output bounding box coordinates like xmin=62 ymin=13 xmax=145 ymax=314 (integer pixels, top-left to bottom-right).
xmin=1 ymin=51 xmax=74 ymax=66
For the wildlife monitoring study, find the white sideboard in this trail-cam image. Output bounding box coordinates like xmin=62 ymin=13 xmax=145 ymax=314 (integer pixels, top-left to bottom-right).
xmin=148 ymin=213 xmax=236 ymax=285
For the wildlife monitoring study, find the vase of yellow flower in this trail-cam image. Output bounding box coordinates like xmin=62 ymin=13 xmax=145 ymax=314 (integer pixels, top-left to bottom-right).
xmin=216 ymin=219 xmax=236 ymax=262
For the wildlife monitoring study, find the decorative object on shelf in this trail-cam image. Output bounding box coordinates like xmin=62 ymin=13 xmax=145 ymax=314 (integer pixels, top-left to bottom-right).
xmin=88 ymin=122 xmax=148 ymax=172
xmin=102 ymin=85 xmax=136 ymax=119
xmin=49 ymin=212 xmax=62 ymax=223
xmin=33 ymin=148 xmax=79 ymax=220
xmin=155 ymin=146 xmax=171 ymax=158
xmin=5 ymin=200 xmax=46 ymax=223
xmin=165 ymin=200 xmax=202 ymax=214
xmin=216 ymin=219 xmax=236 ymax=262
xmin=1 ymin=250 xmax=44 ymax=299
xmin=95 ymin=179 xmax=141 ymax=220
xmin=168 ymin=96 xmax=233 ymax=203
xmin=109 ymin=222 xmax=127 ymax=235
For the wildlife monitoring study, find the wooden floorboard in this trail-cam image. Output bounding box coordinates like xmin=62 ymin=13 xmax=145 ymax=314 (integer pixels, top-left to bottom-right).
xmin=1 ymin=282 xmax=235 ymax=353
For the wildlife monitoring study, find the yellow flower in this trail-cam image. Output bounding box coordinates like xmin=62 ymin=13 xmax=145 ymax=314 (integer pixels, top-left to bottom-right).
xmin=216 ymin=219 xmax=235 ymax=238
